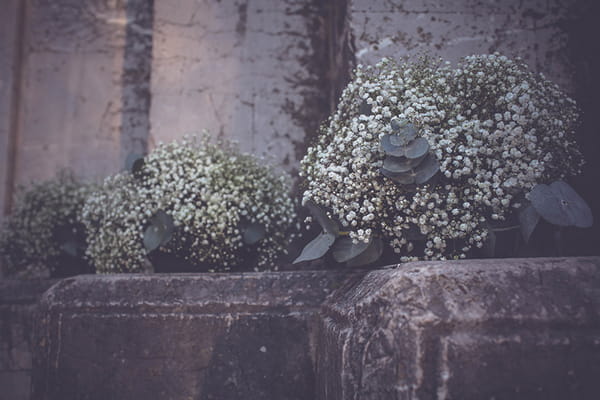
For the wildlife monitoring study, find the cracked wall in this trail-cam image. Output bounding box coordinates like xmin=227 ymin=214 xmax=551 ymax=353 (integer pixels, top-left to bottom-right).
xmin=149 ymin=0 xmax=329 ymax=175
xmin=348 ymin=0 xmax=577 ymax=93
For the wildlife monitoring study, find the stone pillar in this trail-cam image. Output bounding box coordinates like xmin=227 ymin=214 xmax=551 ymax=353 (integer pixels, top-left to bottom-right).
xmin=347 ymin=0 xmax=577 ymax=92
xmin=0 ymin=0 xmax=24 ymax=225
xmin=12 ymin=0 xmax=153 ymax=187
xmin=32 ymin=270 xmax=362 ymax=400
xmin=317 ymin=257 xmax=600 ymax=399
xmin=149 ymin=0 xmax=330 ymax=174
xmin=0 ymin=279 xmax=57 ymax=400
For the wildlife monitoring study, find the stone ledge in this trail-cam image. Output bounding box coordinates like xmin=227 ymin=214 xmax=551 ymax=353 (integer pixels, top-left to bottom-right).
xmin=32 ymin=270 xmax=365 ymax=400
xmin=317 ymin=257 xmax=600 ymax=400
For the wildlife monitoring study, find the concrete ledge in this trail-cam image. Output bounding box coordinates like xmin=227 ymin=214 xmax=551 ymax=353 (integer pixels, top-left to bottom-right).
xmin=32 ymin=271 xmax=364 ymax=400
xmin=317 ymin=257 xmax=600 ymax=400
xmin=0 ymin=279 xmax=57 ymax=400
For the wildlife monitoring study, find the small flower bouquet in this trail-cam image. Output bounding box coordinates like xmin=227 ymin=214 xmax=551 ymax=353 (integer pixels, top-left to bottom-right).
xmin=0 ymin=173 xmax=94 ymax=278
xmin=295 ymin=54 xmax=592 ymax=266
xmin=81 ymin=136 xmax=296 ymax=273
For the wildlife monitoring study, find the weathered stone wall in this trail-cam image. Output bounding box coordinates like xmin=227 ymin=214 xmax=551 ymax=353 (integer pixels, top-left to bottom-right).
xmin=0 ymin=280 xmax=56 ymax=400
xmin=31 ymin=258 xmax=600 ymax=400
xmin=348 ymin=0 xmax=577 ymax=93
xmin=0 ymin=0 xmax=24 ymax=228
xmin=317 ymin=257 xmax=600 ymax=399
xmin=149 ymin=0 xmax=329 ymax=173
xmin=32 ymin=271 xmax=362 ymax=400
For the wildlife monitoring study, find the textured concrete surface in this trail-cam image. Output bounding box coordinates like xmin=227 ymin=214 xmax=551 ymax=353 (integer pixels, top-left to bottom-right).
xmin=317 ymin=257 xmax=600 ymax=400
xmin=149 ymin=0 xmax=329 ymax=174
xmin=32 ymin=270 xmax=363 ymax=400
xmin=0 ymin=0 xmax=22 ymax=227
xmin=0 ymin=279 xmax=57 ymax=400
xmin=14 ymin=0 xmax=153 ymax=187
xmin=348 ymin=0 xmax=577 ymax=93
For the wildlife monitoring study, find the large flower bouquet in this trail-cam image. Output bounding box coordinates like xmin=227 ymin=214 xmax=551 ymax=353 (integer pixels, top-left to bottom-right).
xmin=82 ymin=137 xmax=296 ymax=273
xmin=296 ymin=54 xmax=592 ymax=265
xmin=0 ymin=173 xmax=95 ymax=277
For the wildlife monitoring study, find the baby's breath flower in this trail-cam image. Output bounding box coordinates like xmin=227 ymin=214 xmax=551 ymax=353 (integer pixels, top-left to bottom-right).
xmin=82 ymin=136 xmax=295 ymax=273
xmin=0 ymin=173 xmax=95 ymax=277
xmin=300 ymin=54 xmax=583 ymax=261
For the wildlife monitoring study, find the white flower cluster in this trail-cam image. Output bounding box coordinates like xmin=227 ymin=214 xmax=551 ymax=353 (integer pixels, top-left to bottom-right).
xmin=0 ymin=173 xmax=94 ymax=277
xmin=81 ymin=136 xmax=295 ymax=273
xmin=301 ymin=54 xmax=584 ymax=261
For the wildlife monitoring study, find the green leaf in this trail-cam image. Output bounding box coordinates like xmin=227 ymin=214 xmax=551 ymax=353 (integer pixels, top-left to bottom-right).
xmin=346 ymin=237 xmax=383 ymax=267
xmin=413 ymin=154 xmax=439 ymax=184
xmin=398 ymin=124 xmax=418 ymax=142
xmin=529 ymin=181 xmax=593 ymax=228
xmin=332 ymin=236 xmax=371 ymax=263
xmin=143 ymin=210 xmax=175 ymax=253
xmin=242 ymin=222 xmax=266 ymax=245
xmin=404 ymin=137 xmax=429 ymax=159
xmin=293 ymin=232 xmax=336 ymax=264
xmin=305 ymin=200 xmax=339 ymax=236
xmin=518 ymin=203 xmax=540 ymax=243
xmin=380 ymin=168 xmax=415 ymax=184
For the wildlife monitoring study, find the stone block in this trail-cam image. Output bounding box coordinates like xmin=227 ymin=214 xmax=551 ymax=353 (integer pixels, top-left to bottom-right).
xmin=348 ymin=0 xmax=576 ymax=92
xmin=0 ymin=279 xmax=57 ymax=400
xmin=317 ymin=257 xmax=600 ymax=399
xmin=32 ymin=270 xmax=362 ymax=400
xmin=150 ymin=0 xmax=329 ymax=174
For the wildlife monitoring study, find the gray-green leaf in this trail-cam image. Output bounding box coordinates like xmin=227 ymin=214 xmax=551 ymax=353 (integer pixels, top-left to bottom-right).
xmin=413 ymin=154 xmax=439 ymax=184
xmin=529 ymin=181 xmax=593 ymax=228
xmin=518 ymin=203 xmax=540 ymax=243
xmin=143 ymin=210 xmax=175 ymax=253
xmin=380 ymin=168 xmax=416 ymax=184
xmin=305 ymin=200 xmax=339 ymax=236
xmin=125 ymin=153 xmax=145 ymax=175
xmin=380 ymin=134 xmax=405 ymax=157
xmin=383 ymin=155 xmax=424 ymax=173
xmin=404 ymin=137 xmax=429 ymax=159
xmin=293 ymin=232 xmax=336 ymax=264
xmin=346 ymin=237 xmax=383 ymax=267
xmin=332 ymin=236 xmax=371 ymax=263
xmin=242 ymin=222 xmax=266 ymax=245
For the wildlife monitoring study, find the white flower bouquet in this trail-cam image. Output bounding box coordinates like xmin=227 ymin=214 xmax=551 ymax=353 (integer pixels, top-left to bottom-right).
xmin=296 ymin=54 xmax=592 ymax=265
xmin=82 ymin=136 xmax=296 ymax=273
xmin=0 ymin=173 xmax=94 ymax=277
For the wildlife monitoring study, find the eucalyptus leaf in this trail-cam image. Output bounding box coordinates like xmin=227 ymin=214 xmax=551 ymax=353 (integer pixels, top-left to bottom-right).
xmin=143 ymin=210 xmax=175 ymax=253
xmin=382 ymin=155 xmax=424 ymax=173
xmin=413 ymin=154 xmax=440 ymax=184
xmin=380 ymin=168 xmax=415 ymax=184
xmin=293 ymin=232 xmax=336 ymax=264
xmin=346 ymin=237 xmax=383 ymax=267
xmin=404 ymin=137 xmax=430 ymax=159
xmin=242 ymin=222 xmax=266 ymax=245
xmin=529 ymin=181 xmax=593 ymax=228
xmin=125 ymin=153 xmax=145 ymax=175
xmin=305 ymin=200 xmax=340 ymax=236
xmin=518 ymin=203 xmax=540 ymax=243
xmin=482 ymin=228 xmax=496 ymax=258
xmin=390 ymin=118 xmax=408 ymax=132
xmin=359 ymin=100 xmax=372 ymax=116
xmin=332 ymin=236 xmax=371 ymax=263
xmin=398 ymin=124 xmax=417 ymax=142
xmin=60 ymin=240 xmax=80 ymax=257
xmin=380 ymin=134 xmax=405 ymax=157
